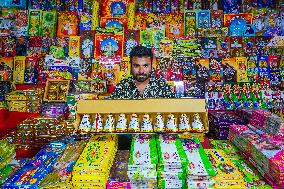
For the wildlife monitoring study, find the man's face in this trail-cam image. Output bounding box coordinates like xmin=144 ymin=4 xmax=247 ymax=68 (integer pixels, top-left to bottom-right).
xmin=131 ymin=56 xmax=152 ymax=82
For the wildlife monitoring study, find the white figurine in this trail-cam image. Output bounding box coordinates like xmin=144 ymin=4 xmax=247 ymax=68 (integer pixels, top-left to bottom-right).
xmin=166 ymin=114 xmax=178 ymax=132
xmin=154 ymin=113 xmax=164 ymax=132
xmin=92 ymin=113 xmax=103 ymax=132
xmin=79 ymin=114 xmax=91 ymax=132
xmin=116 ymin=113 xmax=127 ymax=132
xmin=104 ymin=114 xmax=115 ymax=132
xmin=141 ymin=114 xmax=153 ymax=132
xmin=192 ymin=113 xmax=204 ymax=131
xmin=179 ymin=113 xmax=191 ymax=132
xmin=129 ymin=113 xmax=140 ymax=132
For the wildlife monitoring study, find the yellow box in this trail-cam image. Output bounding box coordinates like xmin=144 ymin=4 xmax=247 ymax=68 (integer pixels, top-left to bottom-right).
xmin=43 ymin=79 xmax=70 ymax=102
xmin=13 ymin=56 xmax=25 ymax=84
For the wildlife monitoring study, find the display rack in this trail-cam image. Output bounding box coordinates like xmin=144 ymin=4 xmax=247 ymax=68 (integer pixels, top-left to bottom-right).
xmin=75 ymin=98 xmax=208 ymax=141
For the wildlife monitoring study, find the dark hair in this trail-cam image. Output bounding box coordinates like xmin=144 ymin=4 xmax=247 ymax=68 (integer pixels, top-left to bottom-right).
xmin=130 ymin=45 xmax=153 ymax=64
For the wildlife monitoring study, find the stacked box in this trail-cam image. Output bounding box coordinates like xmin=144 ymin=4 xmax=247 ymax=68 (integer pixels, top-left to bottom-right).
xmin=208 ymin=111 xmax=247 ymax=139
xmin=264 ymin=114 xmax=284 ymax=135
xmin=2 ymin=142 xmax=65 ymax=188
xmin=232 ymin=159 xmax=272 ymax=189
xmin=182 ymin=138 xmax=216 ymax=189
xmin=236 ymin=108 xmax=284 ymax=136
xmin=269 ymin=150 xmax=284 ymax=188
xmin=6 ymin=115 xmax=71 ymax=149
xmin=263 ymin=133 xmax=284 ymax=149
xmin=0 ymin=159 xmax=29 ymax=186
xmin=128 ymin=135 xmax=158 ymax=189
xmin=109 ymin=150 xmax=130 ymax=182
xmin=32 ymin=116 xmax=67 ymax=139
xmin=40 ymin=102 xmax=69 ymax=118
xmin=5 ymin=89 xmax=43 ymax=113
xmin=249 ymin=109 xmax=272 ymax=129
xmin=108 ymin=150 xmax=131 ymax=189
xmin=235 ymin=107 xmax=254 ymax=123
xmin=211 ymin=139 xmax=272 ymax=188
xmin=246 ymin=124 xmax=266 ymax=136
xmin=205 ymin=149 xmax=246 ymax=189
xmin=0 ymin=140 xmax=16 ymax=170
xmin=39 ymin=141 xmax=86 ymax=189
xmin=156 ymin=135 xmax=187 ymax=189
xmin=229 ymin=124 xmax=252 ymax=140
xmin=271 ymin=106 xmax=284 ymax=119
xmin=229 ymin=124 xmax=284 ymax=188
xmin=0 ymin=81 xmax=12 ymax=109
xmin=210 ymin=140 xmax=242 ymax=160
xmin=229 ymin=124 xmax=262 ymax=158
xmin=16 ymin=119 xmax=37 ymax=149
xmin=251 ymin=139 xmax=283 ymax=185
xmin=65 ymin=119 xmax=76 ymax=135
xmin=72 ymin=135 xmax=117 ymax=189
xmin=66 ymin=95 xmax=76 ymax=120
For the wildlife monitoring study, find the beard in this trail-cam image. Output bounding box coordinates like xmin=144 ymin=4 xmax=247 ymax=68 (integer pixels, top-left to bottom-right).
xmin=133 ymin=73 xmax=151 ymax=82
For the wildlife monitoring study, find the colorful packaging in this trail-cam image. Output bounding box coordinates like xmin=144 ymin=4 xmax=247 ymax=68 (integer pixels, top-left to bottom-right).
xmin=236 ymin=57 xmax=248 ymax=82
xmin=205 ymin=149 xmax=246 ymax=188
xmin=28 ymin=9 xmax=42 ymax=36
xmin=57 ymin=11 xmax=79 ymax=37
xmin=40 ymin=141 xmax=86 ymax=189
xmin=210 ymin=140 xmax=242 ymax=159
xmin=15 ymin=10 xmax=28 ymax=37
xmin=0 ymin=57 xmax=13 ymax=81
xmin=80 ymin=30 xmax=95 ymax=58
xmin=3 ymin=142 xmax=65 ymax=188
xmin=95 ymin=34 xmax=124 ymax=58
xmin=0 ymin=158 xmax=29 ymax=186
xmin=79 ymin=11 xmax=92 ymax=31
xmin=24 ymin=56 xmax=38 ymax=84
xmin=68 ymin=36 xmax=80 ymax=57
xmin=128 ymin=135 xmax=157 ymax=186
xmin=72 ymin=135 xmax=117 ymax=187
xmin=41 ymin=10 xmax=57 ymax=37
xmin=2 ymin=36 xmax=16 ymax=57
xmin=13 ymin=56 xmax=25 ymax=84
xmin=184 ymin=10 xmax=197 ymax=37
xmin=156 ymin=135 xmax=188 ymax=189
xmin=165 ymin=13 xmax=184 ymax=39
xmin=183 ymin=138 xmax=216 ymax=180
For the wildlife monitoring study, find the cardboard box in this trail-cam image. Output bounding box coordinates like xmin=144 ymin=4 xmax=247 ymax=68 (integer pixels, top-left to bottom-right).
xmin=75 ymin=99 xmax=208 ymax=133
xmin=43 ymin=79 xmax=70 ymax=102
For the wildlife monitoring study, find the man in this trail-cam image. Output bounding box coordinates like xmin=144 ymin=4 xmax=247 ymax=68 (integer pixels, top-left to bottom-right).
xmin=109 ymin=45 xmax=174 ymax=150
xmin=110 ymin=45 xmax=174 ymax=99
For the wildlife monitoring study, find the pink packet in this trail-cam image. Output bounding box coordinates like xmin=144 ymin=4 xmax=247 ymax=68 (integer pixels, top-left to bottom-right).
xmin=270 ymin=150 xmax=284 ymax=171
xmin=264 ymin=173 xmax=284 ymax=189
xmin=250 ymin=109 xmax=272 ymax=128
xmin=230 ymin=124 xmax=250 ymax=134
xmin=228 ymin=124 xmax=249 ymax=142
xmin=107 ymin=181 xmax=131 ymax=189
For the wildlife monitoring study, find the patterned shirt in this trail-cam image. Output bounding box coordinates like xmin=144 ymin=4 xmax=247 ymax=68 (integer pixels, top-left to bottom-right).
xmin=109 ymin=72 xmax=175 ymax=99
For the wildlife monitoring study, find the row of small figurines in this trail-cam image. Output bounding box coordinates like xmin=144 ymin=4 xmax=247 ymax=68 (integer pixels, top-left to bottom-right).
xmin=79 ymin=113 xmax=205 ymax=133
